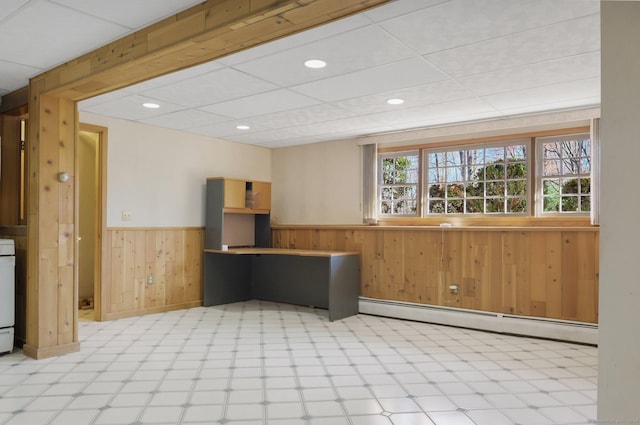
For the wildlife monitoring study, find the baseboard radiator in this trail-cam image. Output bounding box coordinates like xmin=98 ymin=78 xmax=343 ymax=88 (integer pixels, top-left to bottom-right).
xmin=359 ymin=297 xmax=598 ymax=345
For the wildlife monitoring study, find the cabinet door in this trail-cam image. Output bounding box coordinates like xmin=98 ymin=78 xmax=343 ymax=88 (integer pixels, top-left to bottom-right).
xmin=251 ymin=181 xmax=271 ymax=210
xmin=223 ymin=179 xmax=246 ymax=209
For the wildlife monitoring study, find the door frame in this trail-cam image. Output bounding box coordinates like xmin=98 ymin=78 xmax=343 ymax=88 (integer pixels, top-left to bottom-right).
xmin=78 ymin=123 xmax=107 ymax=321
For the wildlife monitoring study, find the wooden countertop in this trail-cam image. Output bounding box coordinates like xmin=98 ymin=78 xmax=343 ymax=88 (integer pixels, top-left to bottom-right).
xmin=203 ymin=247 xmax=359 ymax=257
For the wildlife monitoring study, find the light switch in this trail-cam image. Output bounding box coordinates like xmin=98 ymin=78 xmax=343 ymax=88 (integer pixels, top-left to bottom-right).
xmin=122 ymin=210 xmax=132 ymax=221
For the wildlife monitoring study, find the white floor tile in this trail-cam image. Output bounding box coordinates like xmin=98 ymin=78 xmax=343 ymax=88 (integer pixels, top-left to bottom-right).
xmin=538 ymin=406 xmax=589 ymax=424
xmin=342 ymin=398 xmax=385 ymax=415
xmin=0 ymin=302 xmax=598 ymax=425
xmin=266 ymin=401 xmax=305 ymax=419
xmin=428 ymin=410 xmax=476 ymax=425
xmin=502 ymin=407 xmax=554 ymax=425
xmin=389 ymin=412 xmax=435 ymax=425
xmin=466 ymin=409 xmax=513 ymax=425
xmin=225 ymin=403 xmax=264 ymax=420
xmin=182 ymin=404 xmax=224 ymax=422
xmin=4 ymin=410 xmax=56 ymax=425
xmin=48 ymin=409 xmax=100 ymax=425
xmin=94 ymin=406 xmax=143 ymax=424
xmin=305 ymin=400 xmax=344 ymax=417
xmin=414 ymin=396 xmax=457 ymax=412
xmin=149 ymin=391 xmax=189 ymax=406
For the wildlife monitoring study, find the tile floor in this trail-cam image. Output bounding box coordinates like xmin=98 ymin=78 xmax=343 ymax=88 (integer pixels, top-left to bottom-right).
xmin=0 ymin=300 xmax=597 ymax=425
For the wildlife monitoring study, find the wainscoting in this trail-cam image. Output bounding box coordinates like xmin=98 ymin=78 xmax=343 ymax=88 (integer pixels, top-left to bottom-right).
xmin=103 ymin=227 xmax=203 ymax=320
xmin=271 ymin=225 xmax=599 ymax=324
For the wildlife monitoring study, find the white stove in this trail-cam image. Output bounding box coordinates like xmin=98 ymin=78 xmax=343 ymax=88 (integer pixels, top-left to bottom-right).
xmin=0 ymin=239 xmax=15 ymax=354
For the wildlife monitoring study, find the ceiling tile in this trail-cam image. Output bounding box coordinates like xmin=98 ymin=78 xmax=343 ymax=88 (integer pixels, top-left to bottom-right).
xmin=247 ymin=104 xmax=357 ymax=130
xmin=497 ymin=96 xmax=601 ymax=117
xmin=79 ymin=90 xmax=132 ymax=109
xmin=282 ymin=116 xmax=394 ymax=138
xmin=426 ymin=13 xmax=599 ymax=78
xmin=218 ymin=13 xmax=372 ymax=67
xmin=141 ymin=68 xmax=277 ymax=108
xmin=332 ymin=79 xmax=475 ymax=115
xmin=219 ymin=128 xmax=303 ymax=147
xmin=0 ymin=0 xmax=28 ymax=21
xmin=123 ymin=61 xmax=224 ymax=93
xmin=0 ymin=59 xmax=42 ymax=92
xmin=482 ymin=78 xmax=601 ymax=111
xmin=291 ymin=57 xmax=448 ymax=102
xmin=81 ymin=94 xmax=185 ymax=121
xmin=50 ymin=0 xmax=205 ymax=29
xmin=458 ymin=52 xmax=600 ymax=97
xmin=199 ymin=89 xmax=321 ymax=119
xmin=380 ymin=0 xmax=599 ymax=55
xmin=140 ymin=109 xmax=229 ymax=130
xmin=189 ymin=120 xmax=270 ymax=139
xmin=363 ymin=0 xmax=447 ymax=22
xmin=368 ymin=98 xmax=498 ymax=126
xmin=0 ymin=1 xmax=128 ymax=69
xmin=232 ymin=25 xmax=416 ymax=87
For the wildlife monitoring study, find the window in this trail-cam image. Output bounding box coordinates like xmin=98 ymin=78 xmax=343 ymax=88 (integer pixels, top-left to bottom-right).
xmin=378 ymin=151 xmax=419 ymax=216
xmin=376 ymin=130 xmax=593 ymax=219
xmin=425 ymin=142 xmax=528 ymax=215
xmin=538 ymin=133 xmax=591 ymax=214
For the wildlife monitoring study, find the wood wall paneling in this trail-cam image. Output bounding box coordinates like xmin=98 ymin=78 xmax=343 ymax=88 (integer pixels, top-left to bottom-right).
xmin=23 ymin=92 xmax=80 ymax=359
xmin=271 ymin=226 xmax=599 ymax=324
xmin=102 ymin=228 xmax=203 ymax=321
xmin=0 ymin=114 xmax=21 ymax=225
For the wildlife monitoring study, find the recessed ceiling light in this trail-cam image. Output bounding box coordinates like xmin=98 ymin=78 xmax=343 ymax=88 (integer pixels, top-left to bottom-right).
xmin=236 ymin=125 xmax=251 ymax=130
xmin=386 ymin=98 xmax=405 ymax=105
xmin=142 ymin=102 xmax=160 ymax=109
xmin=304 ymin=59 xmax=327 ymax=69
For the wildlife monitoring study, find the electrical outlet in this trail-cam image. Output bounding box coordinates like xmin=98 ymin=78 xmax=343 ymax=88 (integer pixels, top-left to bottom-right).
xmin=122 ymin=210 xmax=132 ymax=221
xmin=449 ymin=284 xmax=459 ymax=295
xmin=147 ymin=274 xmax=153 ymax=285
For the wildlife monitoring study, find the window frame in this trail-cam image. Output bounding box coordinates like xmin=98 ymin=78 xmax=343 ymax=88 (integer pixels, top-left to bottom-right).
xmin=423 ymin=139 xmax=531 ymax=217
xmin=377 ymin=150 xmax=420 ymax=217
xmin=375 ymin=127 xmax=594 ymax=224
xmin=536 ymin=132 xmax=592 ymax=217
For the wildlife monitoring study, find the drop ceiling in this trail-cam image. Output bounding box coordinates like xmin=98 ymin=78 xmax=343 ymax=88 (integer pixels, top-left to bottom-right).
xmin=0 ymin=0 xmax=600 ymax=148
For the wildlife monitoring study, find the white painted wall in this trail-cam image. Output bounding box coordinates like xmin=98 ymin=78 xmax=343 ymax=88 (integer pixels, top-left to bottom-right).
xmin=271 ymin=138 xmax=362 ymax=225
xmin=598 ymin=2 xmax=640 ymax=423
xmin=80 ymin=112 xmax=271 ymax=227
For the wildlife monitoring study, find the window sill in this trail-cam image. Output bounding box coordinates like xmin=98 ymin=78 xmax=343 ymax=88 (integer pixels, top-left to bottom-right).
xmin=376 ymin=216 xmax=595 ymax=228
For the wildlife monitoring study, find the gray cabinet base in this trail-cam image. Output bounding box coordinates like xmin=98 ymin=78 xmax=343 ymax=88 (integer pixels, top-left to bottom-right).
xmin=203 ymin=252 xmax=359 ymax=321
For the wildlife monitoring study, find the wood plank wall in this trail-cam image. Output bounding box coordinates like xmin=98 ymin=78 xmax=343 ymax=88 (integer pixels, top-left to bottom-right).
xmin=103 ymin=228 xmax=203 ymax=320
xmin=23 ymin=93 xmax=79 ymax=359
xmin=0 ymin=114 xmax=22 ymax=225
xmin=272 ymin=226 xmax=600 ymax=324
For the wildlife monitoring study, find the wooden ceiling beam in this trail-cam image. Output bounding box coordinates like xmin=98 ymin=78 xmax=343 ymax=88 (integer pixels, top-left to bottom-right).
xmin=35 ymin=0 xmax=389 ymax=101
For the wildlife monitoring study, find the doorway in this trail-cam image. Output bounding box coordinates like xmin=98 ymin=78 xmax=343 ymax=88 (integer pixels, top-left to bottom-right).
xmin=78 ymin=124 xmax=106 ymax=322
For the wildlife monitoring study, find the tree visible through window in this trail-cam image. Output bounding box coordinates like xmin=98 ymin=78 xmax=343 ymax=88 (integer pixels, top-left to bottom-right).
xmin=538 ymin=133 xmax=591 ymax=214
xmin=379 ymin=152 xmax=419 ymax=215
xmin=426 ymin=142 xmax=528 ymax=215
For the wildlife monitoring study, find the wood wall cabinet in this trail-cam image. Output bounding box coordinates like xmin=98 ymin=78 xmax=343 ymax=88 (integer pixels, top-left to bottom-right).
xmin=205 ymin=177 xmax=271 ymax=250
xmin=221 ymin=178 xmax=271 ymax=213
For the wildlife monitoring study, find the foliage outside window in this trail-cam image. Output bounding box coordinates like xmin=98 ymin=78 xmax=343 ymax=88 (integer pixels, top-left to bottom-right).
xmin=376 ymin=131 xmax=593 ymax=219
xmin=538 ymin=133 xmax=591 ymax=214
xmin=378 ymin=151 xmax=419 ymax=216
xmin=426 ymin=142 xmax=528 ymax=215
